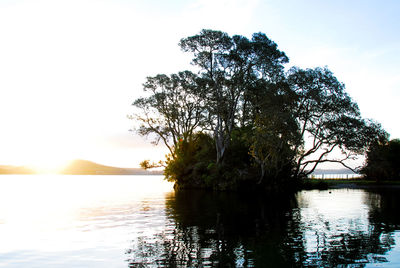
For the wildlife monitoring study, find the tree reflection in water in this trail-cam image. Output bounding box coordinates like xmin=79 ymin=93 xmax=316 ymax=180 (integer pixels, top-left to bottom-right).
xmin=125 ymin=189 xmax=400 ymax=267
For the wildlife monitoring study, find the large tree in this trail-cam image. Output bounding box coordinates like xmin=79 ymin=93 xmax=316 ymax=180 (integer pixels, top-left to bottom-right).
xmin=131 ymin=29 xmax=386 ymax=189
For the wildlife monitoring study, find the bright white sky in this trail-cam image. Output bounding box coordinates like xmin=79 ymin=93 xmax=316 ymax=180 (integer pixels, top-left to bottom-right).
xmin=0 ymin=0 xmax=399 ymax=169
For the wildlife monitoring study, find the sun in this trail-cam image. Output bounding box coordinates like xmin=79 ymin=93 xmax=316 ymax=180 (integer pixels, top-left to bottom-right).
xmin=28 ymin=156 xmax=71 ymax=174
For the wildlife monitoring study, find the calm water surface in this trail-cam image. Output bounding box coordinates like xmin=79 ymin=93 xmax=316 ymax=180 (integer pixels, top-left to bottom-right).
xmin=0 ymin=175 xmax=399 ymax=267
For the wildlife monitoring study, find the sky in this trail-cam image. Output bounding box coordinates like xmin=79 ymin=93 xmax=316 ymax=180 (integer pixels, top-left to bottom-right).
xmin=0 ymin=0 xmax=399 ymax=170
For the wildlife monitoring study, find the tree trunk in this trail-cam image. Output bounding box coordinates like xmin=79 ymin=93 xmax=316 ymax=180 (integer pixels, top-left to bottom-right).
xmin=257 ymin=162 xmax=265 ymax=184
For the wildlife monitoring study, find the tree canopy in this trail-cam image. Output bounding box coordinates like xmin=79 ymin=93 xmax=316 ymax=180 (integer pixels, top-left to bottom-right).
xmin=131 ymin=29 xmax=385 ymax=190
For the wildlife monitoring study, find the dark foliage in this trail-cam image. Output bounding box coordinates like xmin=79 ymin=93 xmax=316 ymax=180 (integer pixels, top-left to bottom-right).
xmin=362 ymin=139 xmax=400 ymax=181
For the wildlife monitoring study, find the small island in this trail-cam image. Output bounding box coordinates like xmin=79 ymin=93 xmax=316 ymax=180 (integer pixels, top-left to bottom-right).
xmin=131 ymin=29 xmax=398 ymax=191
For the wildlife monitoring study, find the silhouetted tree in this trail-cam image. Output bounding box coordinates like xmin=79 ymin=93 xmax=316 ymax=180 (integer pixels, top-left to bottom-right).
xmin=287 ymin=67 xmax=385 ymax=177
xmin=131 ymin=71 xmax=205 ymax=158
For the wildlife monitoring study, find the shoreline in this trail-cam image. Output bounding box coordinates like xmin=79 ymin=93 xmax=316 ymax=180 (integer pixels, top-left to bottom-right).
xmin=303 ymin=179 xmax=400 ymax=190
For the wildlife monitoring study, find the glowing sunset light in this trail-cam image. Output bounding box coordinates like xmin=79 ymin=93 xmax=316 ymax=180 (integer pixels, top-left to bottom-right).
xmin=27 ymin=157 xmax=72 ymax=174
xmin=0 ymin=0 xmax=398 ymax=169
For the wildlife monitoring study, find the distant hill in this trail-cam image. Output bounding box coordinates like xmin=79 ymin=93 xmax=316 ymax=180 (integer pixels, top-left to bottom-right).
xmin=60 ymin=159 xmax=163 ymax=175
xmin=0 ymin=165 xmax=36 ymax=174
xmin=0 ymin=160 xmax=162 ymax=175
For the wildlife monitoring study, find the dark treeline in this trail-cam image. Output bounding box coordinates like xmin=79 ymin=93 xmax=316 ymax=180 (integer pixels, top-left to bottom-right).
xmin=131 ymin=29 xmax=386 ymax=190
xmin=362 ymin=138 xmax=400 ymax=181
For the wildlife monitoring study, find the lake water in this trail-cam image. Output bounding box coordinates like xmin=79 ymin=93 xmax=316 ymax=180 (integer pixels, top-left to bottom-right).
xmin=0 ymin=175 xmax=399 ymax=267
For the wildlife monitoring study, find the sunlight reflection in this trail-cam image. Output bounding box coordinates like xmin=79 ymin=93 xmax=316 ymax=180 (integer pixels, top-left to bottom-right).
xmin=0 ymin=175 xmax=173 ymax=253
xmin=296 ymin=189 xmax=371 ymax=261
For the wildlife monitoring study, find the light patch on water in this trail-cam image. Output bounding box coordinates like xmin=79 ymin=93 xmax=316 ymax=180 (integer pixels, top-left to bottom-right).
xmin=0 ymin=175 xmax=173 ymax=267
xmin=297 ymin=189 xmax=371 ymax=258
